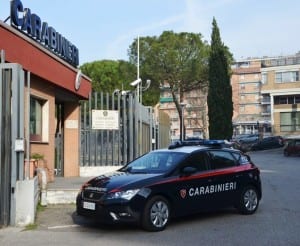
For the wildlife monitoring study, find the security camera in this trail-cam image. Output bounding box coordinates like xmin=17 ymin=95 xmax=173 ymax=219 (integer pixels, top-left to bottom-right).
xmin=130 ymin=78 xmax=142 ymax=86
xmin=113 ymin=89 xmax=120 ymax=94
xmin=121 ymin=90 xmax=131 ymax=95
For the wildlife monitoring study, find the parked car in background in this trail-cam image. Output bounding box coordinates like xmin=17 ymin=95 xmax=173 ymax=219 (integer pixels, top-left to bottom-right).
xmin=251 ymin=136 xmax=285 ymax=151
xmin=233 ymin=134 xmax=260 ymax=152
xmin=235 ymin=134 xmax=259 ymax=144
xmin=284 ymin=139 xmax=300 ymax=156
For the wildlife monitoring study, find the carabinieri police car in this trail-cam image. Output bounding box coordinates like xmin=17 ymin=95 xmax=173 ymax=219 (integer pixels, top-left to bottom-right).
xmin=76 ymin=140 xmax=262 ymax=231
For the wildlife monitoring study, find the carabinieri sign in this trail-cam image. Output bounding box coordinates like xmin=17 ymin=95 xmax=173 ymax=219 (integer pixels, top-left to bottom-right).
xmin=10 ymin=0 xmax=79 ymax=67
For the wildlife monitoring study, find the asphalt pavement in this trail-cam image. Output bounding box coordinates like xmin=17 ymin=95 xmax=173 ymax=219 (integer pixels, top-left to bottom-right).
xmin=1 ymin=147 xmax=300 ymax=246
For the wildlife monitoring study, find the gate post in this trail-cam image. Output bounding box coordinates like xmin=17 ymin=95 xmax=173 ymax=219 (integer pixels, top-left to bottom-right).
xmin=0 ymin=62 xmax=26 ymax=226
xmin=0 ymin=52 xmax=12 ymax=226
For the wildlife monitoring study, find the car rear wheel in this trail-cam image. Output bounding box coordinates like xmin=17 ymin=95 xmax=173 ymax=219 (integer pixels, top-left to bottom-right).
xmin=141 ymin=195 xmax=170 ymax=232
xmin=237 ymin=186 xmax=259 ymax=215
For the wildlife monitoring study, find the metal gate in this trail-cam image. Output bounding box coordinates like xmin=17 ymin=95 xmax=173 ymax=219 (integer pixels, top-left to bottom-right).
xmin=0 ymin=51 xmax=25 ymax=226
xmin=80 ymin=91 xmax=166 ymax=167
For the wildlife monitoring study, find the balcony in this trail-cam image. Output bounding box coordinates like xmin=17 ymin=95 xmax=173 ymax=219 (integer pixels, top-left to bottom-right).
xmin=260 ymin=98 xmax=271 ymax=104
xmin=261 ymin=111 xmax=271 ymax=116
xmin=160 ymin=97 xmax=174 ymax=103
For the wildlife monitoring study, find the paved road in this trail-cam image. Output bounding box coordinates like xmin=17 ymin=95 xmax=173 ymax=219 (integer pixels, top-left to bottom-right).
xmin=1 ymin=148 xmax=299 ymax=246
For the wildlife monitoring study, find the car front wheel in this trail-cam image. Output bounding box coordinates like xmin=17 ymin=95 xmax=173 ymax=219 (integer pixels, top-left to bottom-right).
xmin=141 ymin=195 xmax=170 ymax=232
xmin=237 ymin=186 xmax=259 ymax=215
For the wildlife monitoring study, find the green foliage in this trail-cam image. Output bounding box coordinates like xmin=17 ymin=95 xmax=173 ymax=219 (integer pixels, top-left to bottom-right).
xmin=207 ymin=18 xmax=233 ymax=140
xmin=128 ymin=31 xmax=210 ymax=107
xmin=30 ymin=153 xmax=44 ymax=160
xmin=37 ymin=202 xmax=46 ymax=212
xmin=24 ymin=223 xmax=37 ymax=231
xmin=80 ymin=60 xmax=136 ymax=93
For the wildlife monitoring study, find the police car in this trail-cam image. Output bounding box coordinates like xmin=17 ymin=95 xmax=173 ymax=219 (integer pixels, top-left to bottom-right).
xmin=76 ymin=140 xmax=262 ymax=231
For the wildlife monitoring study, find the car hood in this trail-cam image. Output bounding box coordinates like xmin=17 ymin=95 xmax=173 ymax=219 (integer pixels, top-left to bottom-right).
xmin=84 ymin=171 xmax=163 ymax=192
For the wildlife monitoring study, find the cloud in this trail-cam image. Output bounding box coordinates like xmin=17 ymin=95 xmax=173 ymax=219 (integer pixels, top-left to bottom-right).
xmin=105 ymin=14 xmax=185 ymax=60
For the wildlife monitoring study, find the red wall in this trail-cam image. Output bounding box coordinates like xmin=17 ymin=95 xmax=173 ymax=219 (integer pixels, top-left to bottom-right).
xmin=0 ymin=22 xmax=91 ymax=99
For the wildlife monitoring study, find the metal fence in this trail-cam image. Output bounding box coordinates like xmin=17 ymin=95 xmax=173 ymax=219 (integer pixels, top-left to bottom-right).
xmin=0 ymin=54 xmax=25 ymax=226
xmin=80 ymin=91 xmax=170 ymax=167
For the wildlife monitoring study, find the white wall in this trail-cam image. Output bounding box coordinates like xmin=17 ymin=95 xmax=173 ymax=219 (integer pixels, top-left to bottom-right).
xmin=15 ymin=177 xmax=39 ymax=226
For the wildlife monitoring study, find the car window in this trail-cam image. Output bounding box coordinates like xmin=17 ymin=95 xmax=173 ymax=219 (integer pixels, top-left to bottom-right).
xmin=121 ymin=151 xmax=187 ymax=173
xmin=295 ymin=140 xmax=300 ymax=146
xmin=185 ymin=152 xmax=209 ymax=172
xmin=208 ymin=150 xmax=237 ymax=169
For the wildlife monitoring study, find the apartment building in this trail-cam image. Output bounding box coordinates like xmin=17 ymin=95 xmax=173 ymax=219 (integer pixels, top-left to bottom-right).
xmin=231 ymin=60 xmax=269 ymax=137
xmin=159 ymin=84 xmax=208 ymax=141
xmin=261 ymin=54 xmax=300 ymax=137
xmin=232 ymin=53 xmax=300 ymax=138
xmin=159 ymin=53 xmax=300 ymax=141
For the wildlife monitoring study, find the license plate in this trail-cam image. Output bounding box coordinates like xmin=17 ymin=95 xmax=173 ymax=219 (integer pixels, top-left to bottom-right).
xmin=83 ymin=201 xmax=95 ymax=210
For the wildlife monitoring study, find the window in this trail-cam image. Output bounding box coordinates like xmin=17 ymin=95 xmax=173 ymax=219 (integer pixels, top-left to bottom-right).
xmin=193 ymin=130 xmax=202 ymax=137
xmin=275 ymin=71 xmax=299 ymax=83
xmin=186 ymin=152 xmax=209 ymax=172
xmin=280 ymin=112 xmax=300 ymax=131
xmin=208 ymin=151 xmax=237 ymax=169
xmin=30 ymin=97 xmax=49 ymax=142
xmin=240 ymin=106 xmax=245 ymax=112
xmin=261 ymin=73 xmax=268 ymax=84
xmin=274 ymin=95 xmax=300 ymax=105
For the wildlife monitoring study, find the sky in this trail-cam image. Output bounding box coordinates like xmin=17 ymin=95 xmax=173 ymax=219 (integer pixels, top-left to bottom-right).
xmin=1 ymin=0 xmax=300 ymax=66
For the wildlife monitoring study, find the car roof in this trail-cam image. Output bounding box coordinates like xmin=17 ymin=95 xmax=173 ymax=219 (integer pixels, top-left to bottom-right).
xmin=154 ymin=146 xmax=209 ymax=154
xmin=153 ymin=140 xmax=240 ymax=154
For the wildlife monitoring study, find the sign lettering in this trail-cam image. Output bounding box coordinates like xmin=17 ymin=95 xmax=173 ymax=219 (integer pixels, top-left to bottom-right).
xmin=10 ymin=0 xmax=79 ymax=67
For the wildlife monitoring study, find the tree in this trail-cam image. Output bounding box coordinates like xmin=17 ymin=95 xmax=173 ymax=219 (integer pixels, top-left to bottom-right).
xmin=207 ymin=18 xmax=233 ymax=140
xmin=128 ymin=31 xmax=210 ymax=137
xmin=80 ymin=60 xmax=136 ymax=93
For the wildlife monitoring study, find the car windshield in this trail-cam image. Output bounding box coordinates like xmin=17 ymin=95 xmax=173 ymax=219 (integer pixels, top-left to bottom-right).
xmin=120 ymin=151 xmax=187 ymax=173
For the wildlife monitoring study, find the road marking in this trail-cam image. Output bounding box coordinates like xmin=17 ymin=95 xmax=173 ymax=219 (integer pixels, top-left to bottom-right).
xmin=260 ymin=169 xmax=277 ymax=173
xmin=48 ymin=224 xmax=80 ymax=229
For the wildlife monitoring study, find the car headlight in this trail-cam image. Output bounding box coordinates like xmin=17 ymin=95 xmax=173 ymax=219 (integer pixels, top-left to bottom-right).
xmin=106 ymin=189 xmax=140 ymax=200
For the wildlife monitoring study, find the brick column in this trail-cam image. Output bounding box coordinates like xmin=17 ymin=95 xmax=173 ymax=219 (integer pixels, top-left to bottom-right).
xmin=63 ymin=102 xmax=80 ymax=177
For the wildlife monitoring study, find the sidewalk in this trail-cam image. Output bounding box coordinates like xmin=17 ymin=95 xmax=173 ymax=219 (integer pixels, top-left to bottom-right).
xmin=47 ymin=176 xmax=93 ymax=190
xmin=46 ymin=176 xmax=94 ymax=204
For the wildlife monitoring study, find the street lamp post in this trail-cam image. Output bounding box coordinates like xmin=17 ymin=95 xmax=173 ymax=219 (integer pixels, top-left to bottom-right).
xmin=180 ymin=102 xmax=186 ymax=141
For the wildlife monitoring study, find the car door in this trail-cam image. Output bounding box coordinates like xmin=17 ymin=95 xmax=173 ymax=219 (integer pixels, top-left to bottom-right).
xmin=292 ymin=140 xmax=300 ymax=155
xmin=295 ymin=140 xmax=300 ymax=154
xmin=169 ymin=151 xmax=213 ymax=216
xmin=205 ymin=150 xmax=239 ymax=208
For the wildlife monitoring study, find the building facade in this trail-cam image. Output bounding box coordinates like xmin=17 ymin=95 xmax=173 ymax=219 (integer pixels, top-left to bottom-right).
xmin=159 ymin=84 xmax=208 ymax=141
xmin=232 ymin=53 xmax=300 ymax=138
xmin=160 ymin=53 xmax=300 ymax=141
xmin=261 ymin=55 xmax=300 ymax=137
xmin=0 ymin=14 xmax=91 ymax=181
